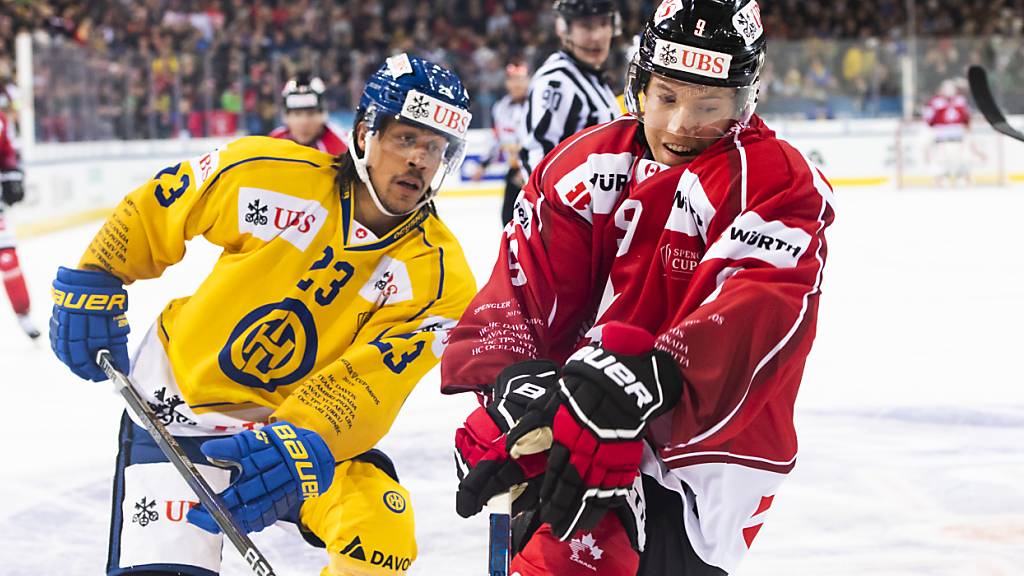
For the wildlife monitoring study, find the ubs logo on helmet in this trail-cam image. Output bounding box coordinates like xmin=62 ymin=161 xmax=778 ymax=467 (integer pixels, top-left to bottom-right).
xmin=400 ymin=89 xmax=473 ymax=139
xmin=218 ymin=298 xmax=318 ymax=391
xmin=653 ymin=39 xmax=732 ymax=80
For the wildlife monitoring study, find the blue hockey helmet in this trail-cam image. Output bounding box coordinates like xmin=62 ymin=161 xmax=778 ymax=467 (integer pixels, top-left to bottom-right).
xmin=351 ymin=54 xmax=472 ymax=216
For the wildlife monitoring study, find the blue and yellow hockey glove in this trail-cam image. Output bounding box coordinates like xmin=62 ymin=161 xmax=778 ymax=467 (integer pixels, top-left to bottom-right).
xmin=50 ymin=266 xmax=130 ymax=381
xmin=187 ymin=421 xmax=336 ymax=534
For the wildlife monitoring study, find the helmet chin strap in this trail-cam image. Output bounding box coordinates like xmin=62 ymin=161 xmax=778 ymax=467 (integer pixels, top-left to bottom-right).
xmin=350 ymin=130 xmax=445 ymax=218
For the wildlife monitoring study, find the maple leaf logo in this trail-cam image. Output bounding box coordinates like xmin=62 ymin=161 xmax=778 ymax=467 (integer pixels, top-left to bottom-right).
xmin=569 ymin=533 xmax=604 ymax=569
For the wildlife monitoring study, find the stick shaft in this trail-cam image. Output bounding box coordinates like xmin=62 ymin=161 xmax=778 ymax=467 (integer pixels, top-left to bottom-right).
xmin=968 ymin=65 xmax=1024 ymax=143
xmin=97 ymin=350 xmax=277 ymax=576
xmin=487 ymin=493 xmax=512 ymax=576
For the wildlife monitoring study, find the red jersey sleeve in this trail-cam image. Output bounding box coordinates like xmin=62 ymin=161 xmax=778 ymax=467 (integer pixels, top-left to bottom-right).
xmin=0 ymin=113 xmax=19 ymax=171
xmin=652 ymin=134 xmax=836 ymax=452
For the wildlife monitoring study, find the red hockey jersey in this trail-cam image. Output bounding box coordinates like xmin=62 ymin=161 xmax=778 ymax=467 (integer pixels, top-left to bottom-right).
xmin=441 ymin=114 xmax=835 ymax=570
xmin=923 ymin=93 xmax=970 ymax=140
xmin=0 ymin=110 xmax=19 ymax=172
xmin=268 ymin=123 xmax=348 ymax=155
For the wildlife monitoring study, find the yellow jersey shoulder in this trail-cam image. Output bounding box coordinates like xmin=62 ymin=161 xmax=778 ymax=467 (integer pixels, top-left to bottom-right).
xmin=418 ymin=211 xmax=477 ymax=299
xmin=194 ymin=136 xmax=337 ymax=199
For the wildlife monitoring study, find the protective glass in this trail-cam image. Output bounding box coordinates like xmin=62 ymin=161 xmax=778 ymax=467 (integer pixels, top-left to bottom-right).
xmin=363 ymin=101 xmax=468 ymax=180
xmin=625 ymin=59 xmax=758 ymax=141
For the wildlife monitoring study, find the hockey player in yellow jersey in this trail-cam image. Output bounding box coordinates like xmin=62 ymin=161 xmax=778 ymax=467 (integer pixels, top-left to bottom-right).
xmin=49 ymin=54 xmax=476 ymax=576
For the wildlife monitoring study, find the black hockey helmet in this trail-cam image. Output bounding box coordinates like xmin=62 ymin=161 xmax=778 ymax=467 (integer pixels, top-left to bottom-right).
xmin=553 ymin=0 xmax=617 ymax=18
xmin=553 ymin=0 xmax=622 ymax=36
xmin=281 ymin=72 xmax=327 ymax=111
xmin=625 ymin=0 xmax=766 ymax=137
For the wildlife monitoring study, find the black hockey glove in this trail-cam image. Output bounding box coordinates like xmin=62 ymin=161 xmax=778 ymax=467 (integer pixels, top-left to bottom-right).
xmin=536 ymin=322 xmax=683 ymax=541
xmin=1 ymin=170 xmax=24 ymax=205
xmin=454 ymin=360 xmax=559 ymax=518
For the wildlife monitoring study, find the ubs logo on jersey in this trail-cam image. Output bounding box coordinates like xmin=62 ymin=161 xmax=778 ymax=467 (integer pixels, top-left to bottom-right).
xmin=238 ymin=187 xmax=327 ymax=251
xmin=189 ymin=148 xmax=221 ymax=191
xmin=660 ymin=243 xmax=700 ymax=278
xmin=219 ymin=298 xmax=318 ymax=391
xmin=131 ymin=497 xmax=160 ymax=527
xmin=274 ymin=208 xmax=318 ymax=233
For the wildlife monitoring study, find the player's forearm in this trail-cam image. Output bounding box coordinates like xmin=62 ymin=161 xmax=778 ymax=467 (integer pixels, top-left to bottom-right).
xmin=78 ymin=189 xmax=188 ymax=283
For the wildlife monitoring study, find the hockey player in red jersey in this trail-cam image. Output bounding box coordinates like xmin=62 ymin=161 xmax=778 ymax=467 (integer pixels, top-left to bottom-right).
xmin=444 ymin=1 xmax=836 ymax=574
xmin=923 ymin=79 xmax=972 ymax=186
xmin=269 ymin=72 xmax=348 ymax=155
xmin=0 ymin=89 xmax=40 ymax=340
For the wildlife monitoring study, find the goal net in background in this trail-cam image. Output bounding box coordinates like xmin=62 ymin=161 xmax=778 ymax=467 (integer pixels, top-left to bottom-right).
xmin=895 ymin=120 xmax=1010 ymax=188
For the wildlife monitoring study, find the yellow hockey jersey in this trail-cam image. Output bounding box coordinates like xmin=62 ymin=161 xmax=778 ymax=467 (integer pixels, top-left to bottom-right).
xmin=79 ymin=136 xmax=476 ymax=461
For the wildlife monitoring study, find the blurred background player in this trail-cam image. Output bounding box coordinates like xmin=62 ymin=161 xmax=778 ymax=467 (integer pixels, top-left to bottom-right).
xmin=269 ymin=72 xmax=348 ymax=155
xmin=923 ymin=78 xmax=972 ymax=186
xmin=48 ymin=54 xmax=475 ymax=576
xmin=474 ymin=61 xmax=530 ymax=224
xmin=518 ymin=0 xmax=623 ymax=176
xmin=0 ymin=85 xmax=40 ymax=340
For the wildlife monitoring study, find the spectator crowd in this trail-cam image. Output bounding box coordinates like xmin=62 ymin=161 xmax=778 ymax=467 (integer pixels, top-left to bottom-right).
xmin=0 ymin=0 xmax=1022 ymax=142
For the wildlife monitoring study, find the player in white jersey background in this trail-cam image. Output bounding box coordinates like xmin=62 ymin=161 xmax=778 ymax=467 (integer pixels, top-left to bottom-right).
xmin=474 ymin=61 xmax=531 ymax=224
xmin=518 ymin=0 xmax=623 ymax=176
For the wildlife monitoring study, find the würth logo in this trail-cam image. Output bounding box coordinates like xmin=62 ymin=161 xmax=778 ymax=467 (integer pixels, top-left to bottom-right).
xmin=729 ymin=226 xmax=802 ymax=258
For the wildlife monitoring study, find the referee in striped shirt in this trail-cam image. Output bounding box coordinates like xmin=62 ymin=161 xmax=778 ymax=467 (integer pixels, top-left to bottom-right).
xmin=518 ymin=0 xmax=623 ymax=177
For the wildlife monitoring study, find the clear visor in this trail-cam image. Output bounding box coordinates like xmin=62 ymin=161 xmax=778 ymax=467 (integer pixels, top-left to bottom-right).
xmin=625 ymin=60 xmax=758 ymax=141
xmin=361 ymin=101 xmax=469 ymax=196
xmin=363 ymin=102 xmax=469 ymax=178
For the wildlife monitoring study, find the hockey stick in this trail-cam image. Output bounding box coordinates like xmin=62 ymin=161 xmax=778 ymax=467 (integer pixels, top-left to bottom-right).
xmin=96 ymin=350 xmax=277 ymax=576
xmin=968 ymin=65 xmax=1024 ymax=143
xmin=487 ymin=493 xmax=512 ymax=576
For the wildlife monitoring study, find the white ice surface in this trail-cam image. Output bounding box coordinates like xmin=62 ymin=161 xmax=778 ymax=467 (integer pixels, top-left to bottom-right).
xmin=1 ymin=186 xmax=1022 ymax=574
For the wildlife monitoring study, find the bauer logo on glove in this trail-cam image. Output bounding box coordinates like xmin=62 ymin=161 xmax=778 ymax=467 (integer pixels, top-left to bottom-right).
xmin=187 ymin=421 xmax=335 ymax=535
